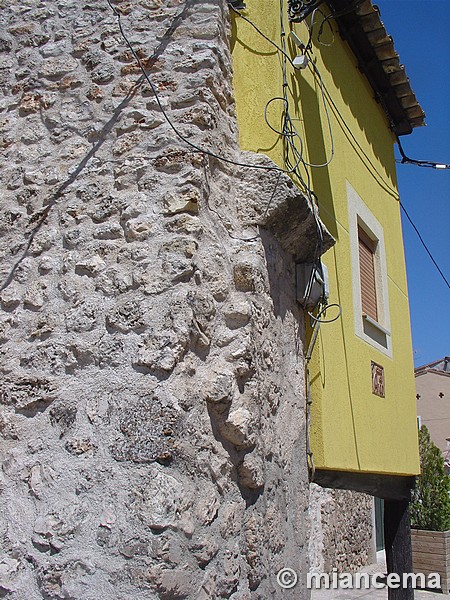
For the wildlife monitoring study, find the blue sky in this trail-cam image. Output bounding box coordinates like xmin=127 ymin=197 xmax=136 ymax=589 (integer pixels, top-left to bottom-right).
xmin=375 ymin=0 xmax=450 ymax=367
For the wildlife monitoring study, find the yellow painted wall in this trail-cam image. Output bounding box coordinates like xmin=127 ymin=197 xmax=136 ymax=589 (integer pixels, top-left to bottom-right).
xmin=230 ymin=0 xmax=419 ymax=476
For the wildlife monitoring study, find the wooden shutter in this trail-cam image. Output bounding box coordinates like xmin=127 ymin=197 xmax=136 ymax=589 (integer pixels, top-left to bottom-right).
xmin=358 ymin=226 xmax=378 ymax=321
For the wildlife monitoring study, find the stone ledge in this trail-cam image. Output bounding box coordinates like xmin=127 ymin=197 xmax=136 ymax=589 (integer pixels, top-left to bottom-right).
xmin=234 ymin=151 xmax=335 ymax=263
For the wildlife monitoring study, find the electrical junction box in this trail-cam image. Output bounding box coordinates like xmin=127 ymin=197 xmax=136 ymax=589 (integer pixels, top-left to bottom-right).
xmin=293 ymin=55 xmax=309 ymax=70
xmin=296 ymin=262 xmax=329 ymax=310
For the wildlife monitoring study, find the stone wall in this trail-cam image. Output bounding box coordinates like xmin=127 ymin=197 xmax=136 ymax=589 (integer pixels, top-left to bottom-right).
xmin=309 ymin=484 xmax=375 ymax=574
xmin=0 ymin=1 xmax=331 ymax=598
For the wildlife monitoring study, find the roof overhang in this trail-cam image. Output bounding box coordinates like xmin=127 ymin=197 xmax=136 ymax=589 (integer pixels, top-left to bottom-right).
xmin=325 ymin=0 xmax=426 ymax=136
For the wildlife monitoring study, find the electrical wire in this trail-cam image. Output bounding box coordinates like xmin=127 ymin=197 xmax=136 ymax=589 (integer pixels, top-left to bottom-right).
xmin=278 ymin=0 xmax=326 ymax=263
xmin=225 ymin=0 xmax=296 ymax=69
xmin=306 ymin=54 xmax=400 ymax=197
xmin=305 ymin=364 xmax=316 ymax=480
xmin=399 ymin=201 xmax=450 ymax=289
xmin=305 ymin=7 xmax=334 ymax=51
xmin=396 ymin=135 xmax=450 ymax=170
xmin=316 ymin=0 xmax=366 ymax=41
xmin=229 ymin=1 xmax=335 ymax=171
xmin=308 ymin=302 xmax=342 ymax=324
xmin=106 ymin=0 xmax=295 ymax=174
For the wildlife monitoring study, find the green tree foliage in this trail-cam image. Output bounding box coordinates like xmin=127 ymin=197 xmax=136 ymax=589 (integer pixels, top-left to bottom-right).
xmin=410 ymin=425 xmax=450 ymax=531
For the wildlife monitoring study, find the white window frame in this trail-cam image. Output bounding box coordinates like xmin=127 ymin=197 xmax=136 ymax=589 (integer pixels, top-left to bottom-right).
xmin=347 ymin=181 xmax=392 ymax=358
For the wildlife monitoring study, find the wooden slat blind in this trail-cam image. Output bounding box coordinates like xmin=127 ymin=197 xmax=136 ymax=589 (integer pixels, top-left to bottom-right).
xmin=358 ymin=226 xmax=378 ymax=321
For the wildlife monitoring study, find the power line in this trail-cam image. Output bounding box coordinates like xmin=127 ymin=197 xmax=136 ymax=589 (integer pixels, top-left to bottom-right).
xmin=106 ymin=0 xmax=293 ymax=174
xmin=399 ymin=200 xmax=450 ymax=289
xmin=396 ymin=136 xmax=450 ymax=170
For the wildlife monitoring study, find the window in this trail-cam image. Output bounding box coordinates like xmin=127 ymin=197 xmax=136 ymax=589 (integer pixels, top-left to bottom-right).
xmin=358 ymin=226 xmax=378 ymax=322
xmin=347 ymin=182 xmax=392 ymax=357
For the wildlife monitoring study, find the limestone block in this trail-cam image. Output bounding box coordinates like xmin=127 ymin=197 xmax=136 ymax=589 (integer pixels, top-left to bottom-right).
xmin=23 ymin=282 xmax=47 ymax=311
xmin=91 ymin=62 xmax=114 ymax=84
xmin=135 ymin=330 xmax=189 ymax=374
xmin=163 ymin=189 xmax=200 ymax=216
xmin=112 ymin=131 xmax=142 ymax=156
xmin=137 ymin=468 xmax=185 ymax=531
xmin=0 ymin=557 xmax=20 ymax=595
xmin=74 ymin=255 xmax=106 ymax=278
xmin=190 ymin=535 xmax=219 ymax=567
xmin=93 ymin=223 xmax=123 ymax=240
xmin=65 ymin=438 xmax=97 ymax=456
xmin=65 ymin=298 xmax=103 ymax=332
xmin=28 ymin=463 xmax=54 ymax=498
xmin=160 ymin=237 xmax=198 ymax=259
xmin=38 ymin=57 xmax=78 ymax=79
xmin=233 ymin=262 xmax=255 ymax=292
xmin=0 ymin=411 xmax=18 ymax=440
xmin=180 ymin=105 xmax=217 ymax=129
xmin=234 ymin=151 xmax=335 ymax=262
xmin=0 ymin=284 xmax=22 ymax=310
xmin=49 ymin=402 xmax=77 ymax=434
xmin=95 ymin=267 xmax=133 ymax=296
xmin=40 ymin=41 xmax=68 ymax=58
xmin=29 ymin=228 xmax=58 ymax=256
xmin=0 ymin=37 xmax=13 ymax=53
xmin=154 ymin=148 xmax=206 ymax=174
xmin=105 ymin=299 xmax=144 ymax=333
xmin=220 ymin=407 xmax=255 ymax=449
xmin=0 ymin=376 xmax=56 ymax=415
xmin=19 ymin=341 xmax=77 ymax=374
xmin=204 ymin=370 xmax=235 ymax=405
xmin=164 ymin=214 xmax=203 ymax=236
xmin=147 ymin=565 xmax=194 ymax=600
xmin=112 ymin=395 xmax=179 ymax=464
xmin=58 ymin=274 xmax=95 ymax=303
xmin=87 ymin=194 xmax=125 ymax=223
xmin=214 ymin=547 xmax=240 ymax=598
xmin=161 ymin=256 xmax=195 ymax=283
xmin=238 ymin=453 xmax=265 ymax=489
xmin=222 ymin=297 xmax=251 ymax=329
xmin=123 ymin=215 xmax=154 ymax=241
xmin=194 ymin=483 xmax=220 ymax=525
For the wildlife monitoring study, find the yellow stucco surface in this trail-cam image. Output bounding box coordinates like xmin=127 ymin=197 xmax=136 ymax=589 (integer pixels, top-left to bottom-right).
xmin=230 ymin=0 xmax=419 ymax=476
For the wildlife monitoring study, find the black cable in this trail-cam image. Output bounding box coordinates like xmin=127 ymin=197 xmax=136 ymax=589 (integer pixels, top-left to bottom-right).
xmin=396 ymin=136 xmax=450 ymax=170
xmin=106 ymin=0 xmax=294 ymax=174
xmin=316 ymin=0 xmax=366 ymax=39
xmin=399 ymin=201 xmax=450 ymax=289
xmin=306 ymin=54 xmax=399 ymax=197
xmin=308 ymin=303 xmax=342 ymax=324
xmin=225 ymin=0 xmax=296 ymax=69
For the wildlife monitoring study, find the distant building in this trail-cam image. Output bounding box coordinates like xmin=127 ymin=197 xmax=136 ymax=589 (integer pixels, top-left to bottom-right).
xmin=416 ymin=358 xmax=450 ymax=468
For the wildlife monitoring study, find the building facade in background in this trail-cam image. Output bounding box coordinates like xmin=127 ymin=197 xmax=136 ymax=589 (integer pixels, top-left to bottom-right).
xmin=0 ymin=0 xmax=423 ymax=598
xmin=416 ymin=358 xmax=450 ymax=468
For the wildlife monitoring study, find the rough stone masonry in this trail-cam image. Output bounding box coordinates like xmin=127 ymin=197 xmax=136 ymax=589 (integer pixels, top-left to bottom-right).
xmin=0 ymin=0 xmax=335 ymax=598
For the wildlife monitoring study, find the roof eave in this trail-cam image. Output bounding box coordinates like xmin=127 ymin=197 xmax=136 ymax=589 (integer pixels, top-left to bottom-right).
xmin=325 ymin=0 xmax=426 ymax=136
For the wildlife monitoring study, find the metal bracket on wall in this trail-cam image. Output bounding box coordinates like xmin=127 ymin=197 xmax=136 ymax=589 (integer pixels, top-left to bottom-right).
xmin=288 ymin=0 xmax=324 ymax=22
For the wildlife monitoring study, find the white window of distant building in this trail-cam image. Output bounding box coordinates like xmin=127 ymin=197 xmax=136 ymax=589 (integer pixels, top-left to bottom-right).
xmin=347 ymin=181 xmax=392 ymax=357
